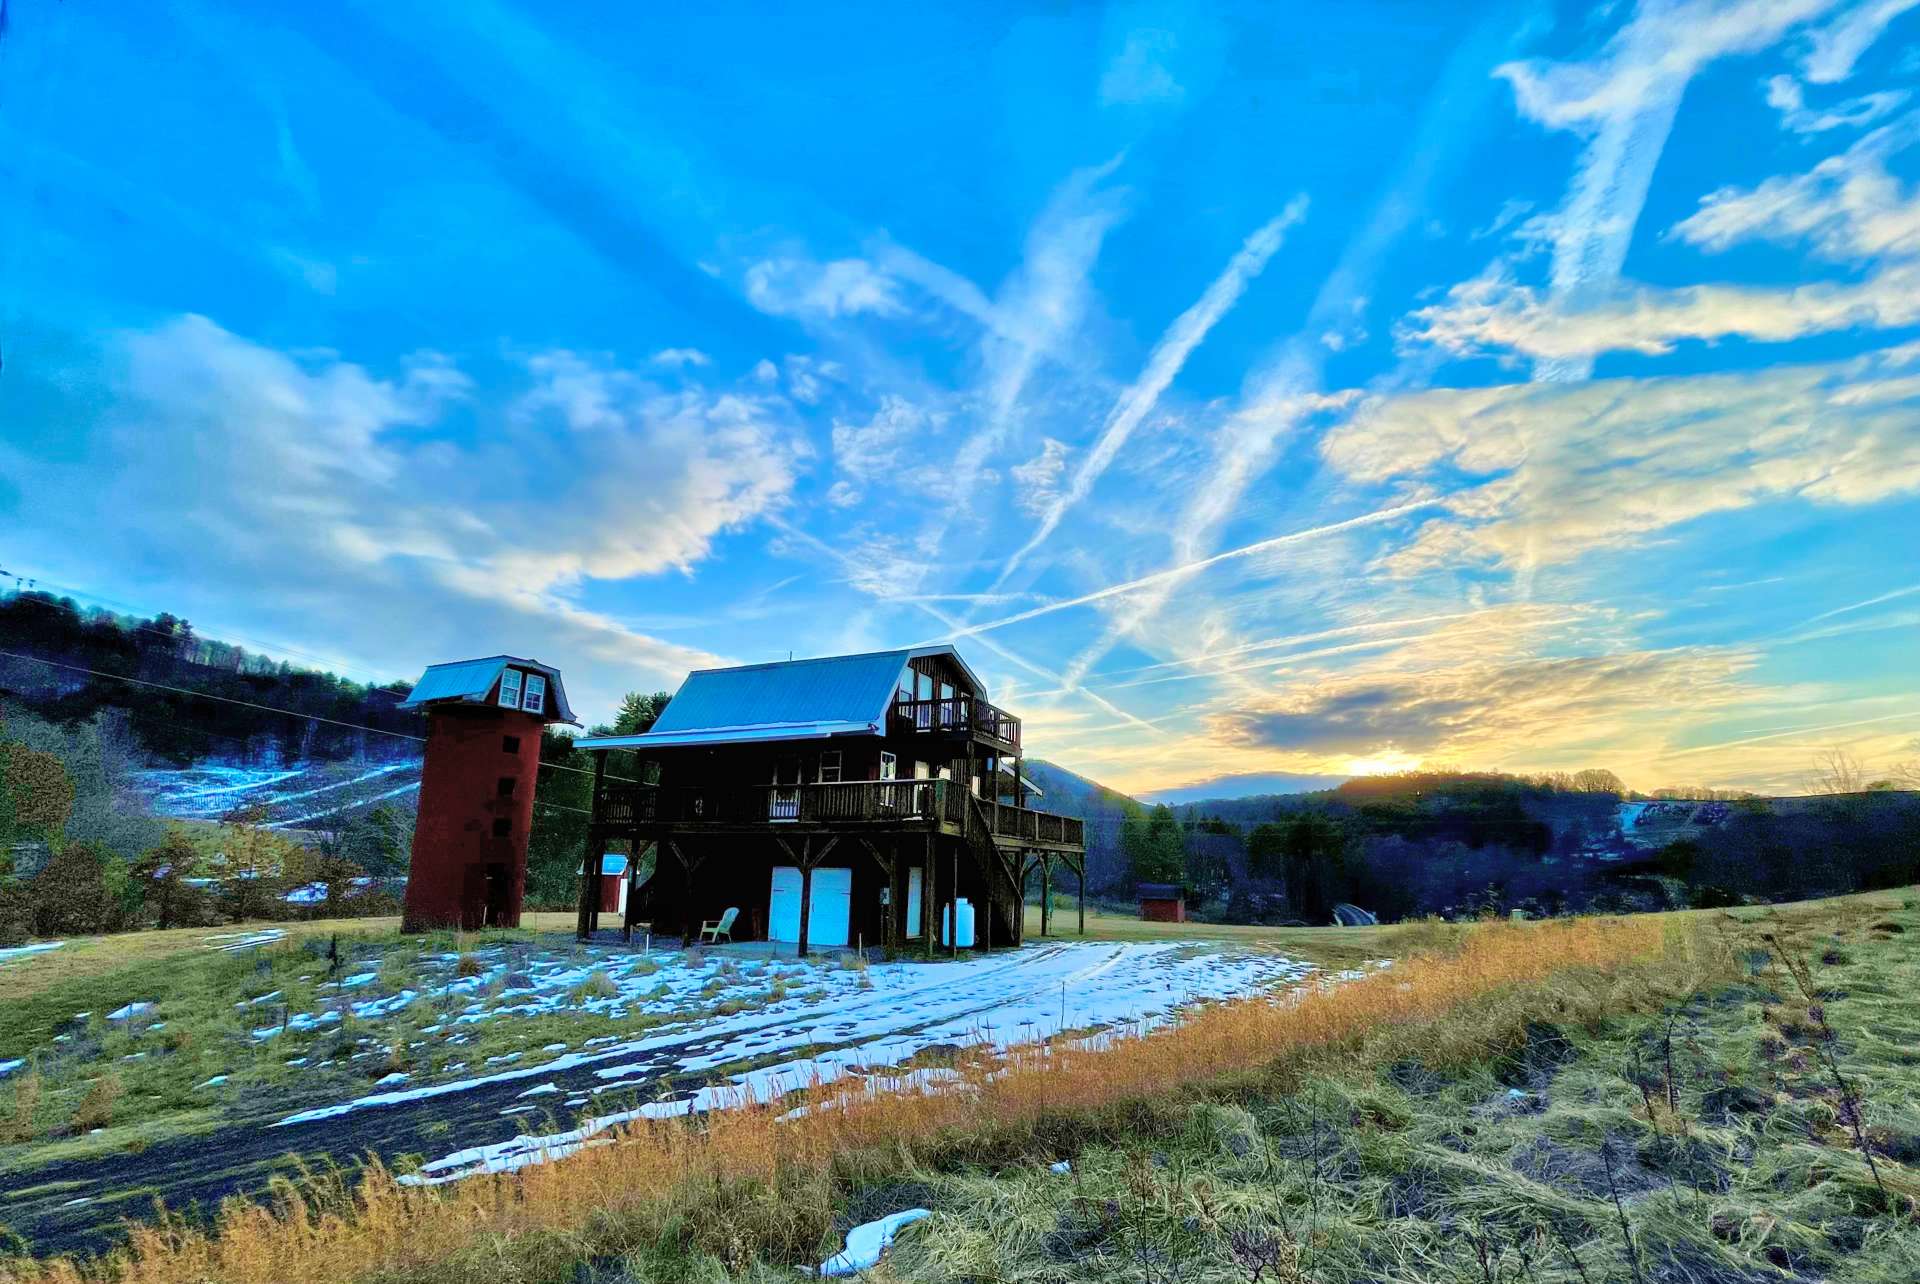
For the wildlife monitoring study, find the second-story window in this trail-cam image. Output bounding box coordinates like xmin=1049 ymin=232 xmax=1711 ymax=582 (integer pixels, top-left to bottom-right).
xmin=523 ymin=673 xmax=546 ymax=714
xmin=818 ymin=751 xmax=842 ymax=783
xmin=498 ymin=668 xmax=523 ymax=709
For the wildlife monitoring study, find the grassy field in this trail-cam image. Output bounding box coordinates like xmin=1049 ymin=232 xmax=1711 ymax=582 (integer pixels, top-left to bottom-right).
xmin=0 ymin=907 xmax=1387 ymax=1185
xmin=1022 ymin=902 xmax=1405 ymax=966
xmin=5 ymin=892 xmax=1917 ymax=1282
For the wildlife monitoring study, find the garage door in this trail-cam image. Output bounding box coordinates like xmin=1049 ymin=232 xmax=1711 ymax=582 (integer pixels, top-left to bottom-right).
xmin=807 ymin=867 xmax=852 ymax=947
xmin=768 ymin=865 xmax=853 ymax=947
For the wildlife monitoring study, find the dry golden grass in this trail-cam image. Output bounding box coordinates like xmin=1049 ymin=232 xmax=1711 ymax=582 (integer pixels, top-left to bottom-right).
xmin=11 ymin=915 xmax=1714 ymax=1284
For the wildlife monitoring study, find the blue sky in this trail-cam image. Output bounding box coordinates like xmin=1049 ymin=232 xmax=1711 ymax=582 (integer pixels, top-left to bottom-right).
xmin=3 ymin=0 xmax=1918 ymax=797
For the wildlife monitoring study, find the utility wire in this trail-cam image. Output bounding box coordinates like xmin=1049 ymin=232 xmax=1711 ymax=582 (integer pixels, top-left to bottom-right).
xmin=0 ymin=648 xmax=636 ymax=783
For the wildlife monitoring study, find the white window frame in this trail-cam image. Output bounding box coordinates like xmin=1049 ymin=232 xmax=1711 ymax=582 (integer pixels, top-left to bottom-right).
xmin=498 ymin=668 xmax=523 ymax=709
xmin=879 ymin=751 xmax=897 ymax=780
xmin=818 ymin=750 xmax=842 ymax=783
xmin=522 ymin=672 xmax=546 ymax=715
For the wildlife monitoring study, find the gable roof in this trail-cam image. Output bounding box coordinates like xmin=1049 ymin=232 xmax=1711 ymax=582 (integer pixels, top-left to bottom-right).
xmin=576 ymin=644 xmax=981 ymax=751
xmin=397 ymin=655 xmax=580 ymax=725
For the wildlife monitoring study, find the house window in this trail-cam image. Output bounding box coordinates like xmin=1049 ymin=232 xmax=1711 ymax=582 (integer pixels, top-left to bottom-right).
xmin=522 ymin=673 xmax=546 ymax=715
xmin=818 ymin=751 xmax=842 ymax=783
xmin=879 ymin=751 xmax=897 ymax=781
xmin=916 ymin=671 xmax=934 ymax=700
xmin=498 ymin=668 xmax=523 ymax=709
xmin=497 ymin=777 xmax=516 ymax=798
xmin=491 ymin=817 xmax=511 ymax=837
xmin=502 ymin=735 xmax=521 ymax=754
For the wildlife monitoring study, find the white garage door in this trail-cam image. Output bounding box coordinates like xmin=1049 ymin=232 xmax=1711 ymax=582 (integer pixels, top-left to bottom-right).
xmin=768 ymin=866 xmax=853 ymax=946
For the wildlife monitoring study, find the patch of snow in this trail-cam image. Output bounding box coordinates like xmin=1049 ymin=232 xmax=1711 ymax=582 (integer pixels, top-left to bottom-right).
xmin=198 ymin=1075 xmax=230 ymax=1088
xmin=810 ymin=1209 xmax=931 ymax=1277
xmin=517 ymin=1082 xmax=560 ymax=1098
xmin=374 ymin=1072 xmax=409 ymax=1087
xmin=107 ymin=1002 xmax=155 ymax=1022
xmin=0 ymin=1059 xmax=24 ymax=1077
xmin=1050 ymin=1160 xmax=1072 ymax=1174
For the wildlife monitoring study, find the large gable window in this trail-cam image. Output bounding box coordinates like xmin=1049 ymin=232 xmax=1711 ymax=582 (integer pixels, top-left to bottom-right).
xmin=498 ymin=668 xmax=523 ymax=709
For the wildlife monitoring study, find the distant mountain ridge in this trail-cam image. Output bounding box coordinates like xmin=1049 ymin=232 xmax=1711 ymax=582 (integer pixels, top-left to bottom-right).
xmin=1139 ymin=771 xmax=1350 ymax=805
xmin=1021 ymin=759 xmax=1139 ymax=893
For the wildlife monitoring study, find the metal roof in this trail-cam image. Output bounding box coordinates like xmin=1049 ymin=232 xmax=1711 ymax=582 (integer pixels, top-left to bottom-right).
xmin=575 ymin=644 xmax=981 ymax=752
xmin=397 ymin=655 xmax=579 ymax=725
xmin=579 ymin=853 xmax=629 ymax=876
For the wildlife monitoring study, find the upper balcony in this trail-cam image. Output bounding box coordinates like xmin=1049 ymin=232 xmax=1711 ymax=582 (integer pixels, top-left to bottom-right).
xmin=887 ymin=692 xmax=1021 ymax=753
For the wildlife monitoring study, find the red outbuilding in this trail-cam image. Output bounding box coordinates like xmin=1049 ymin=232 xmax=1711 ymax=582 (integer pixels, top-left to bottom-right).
xmin=1136 ymin=883 xmax=1186 ymax=923
xmin=398 ymin=656 xmax=577 ymax=932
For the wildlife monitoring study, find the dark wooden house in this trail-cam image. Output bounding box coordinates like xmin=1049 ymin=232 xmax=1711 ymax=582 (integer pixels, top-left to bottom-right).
xmin=573 ymin=645 xmax=1086 ymax=955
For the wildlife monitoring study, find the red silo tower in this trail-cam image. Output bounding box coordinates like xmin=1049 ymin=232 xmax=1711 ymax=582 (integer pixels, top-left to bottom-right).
xmin=398 ymin=656 xmax=577 ymax=932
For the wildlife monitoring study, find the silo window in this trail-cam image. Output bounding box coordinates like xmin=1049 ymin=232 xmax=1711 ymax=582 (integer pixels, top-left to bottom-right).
xmin=502 ymin=735 xmax=521 ymax=754
xmin=497 ymin=777 xmax=516 ymax=798
xmin=492 ymin=818 xmax=511 ymax=837
xmin=498 ymin=668 xmax=524 ymax=709
xmin=522 ymin=673 xmax=546 ymax=714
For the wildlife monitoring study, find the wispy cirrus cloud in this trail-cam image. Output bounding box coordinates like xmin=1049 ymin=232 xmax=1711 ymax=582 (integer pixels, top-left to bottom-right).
xmin=1405 ymin=108 xmax=1920 ymax=362
xmin=1764 ymin=73 xmax=1908 ymax=132
xmin=1320 ymin=344 xmax=1920 ymax=574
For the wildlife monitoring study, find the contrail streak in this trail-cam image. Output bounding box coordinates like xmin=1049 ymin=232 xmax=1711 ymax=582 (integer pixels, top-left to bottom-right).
xmin=766 ymin=517 xmax=1163 ymax=735
xmin=1661 ymin=710 xmax=1920 ymax=757
xmin=993 ymin=198 xmax=1307 ymax=586
xmin=932 ymin=497 xmax=1443 ymax=644
xmin=1802 ymin=582 xmax=1920 ymax=624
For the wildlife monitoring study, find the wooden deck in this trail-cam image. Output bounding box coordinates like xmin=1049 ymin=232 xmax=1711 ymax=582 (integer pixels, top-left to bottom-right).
xmin=593 ymin=778 xmax=1085 ymax=854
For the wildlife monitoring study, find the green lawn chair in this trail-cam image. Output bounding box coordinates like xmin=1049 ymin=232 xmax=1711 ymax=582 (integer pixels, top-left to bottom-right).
xmin=699 ymin=906 xmax=739 ymax=944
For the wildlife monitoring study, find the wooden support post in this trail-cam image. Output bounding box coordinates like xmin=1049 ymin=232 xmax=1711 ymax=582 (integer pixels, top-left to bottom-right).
xmin=797 ymin=837 xmax=813 ymax=960
xmin=575 ymin=755 xmax=607 ymax=942
xmin=675 ymin=840 xmax=696 ymax=947
xmin=923 ymin=831 xmax=935 ymax=960
xmin=1077 ymin=857 xmax=1086 ymax=936
xmin=1041 ymin=854 xmax=1052 ymax=938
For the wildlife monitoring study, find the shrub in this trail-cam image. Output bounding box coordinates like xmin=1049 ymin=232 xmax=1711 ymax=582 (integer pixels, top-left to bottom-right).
xmin=2 ymin=1069 xmax=42 ymax=1143
xmin=29 ymin=842 xmax=116 ymax=937
xmin=569 ymin=970 xmax=619 ymax=1004
xmin=71 ymin=1071 xmax=124 ymax=1132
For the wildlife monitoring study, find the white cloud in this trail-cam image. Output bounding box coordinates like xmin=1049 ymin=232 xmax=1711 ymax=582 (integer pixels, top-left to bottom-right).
xmin=3 ymin=316 xmax=809 ymax=714
xmin=1473 ymin=198 xmax=1536 ymax=239
xmin=1010 ymin=438 xmax=1071 ymax=516
xmin=1320 ymin=346 xmax=1920 ymax=574
xmin=743 ymin=255 xmax=905 ymax=320
xmin=1495 ymin=0 xmax=1839 ymax=381
xmin=1800 ymin=0 xmax=1920 ymax=82
xmin=751 ymin=358 xmax=780 ymax=383
xmin=1100 ymin=29 xmax=1184 ymax=106
xmin=1673 ymin=110 xmax=1920 ymax=257
xmin=830 ymin=394 xmax=940 ymax=486
xmin=1498 ymin=0 xmax=1835 ymax=130
xmin=649 ymin=347 xmax=712 ymax=368
xmin=1406 ymin=112 xmax=1920 ymax=362
xmin=1764 ymin=73 xmax=1908 ymax=131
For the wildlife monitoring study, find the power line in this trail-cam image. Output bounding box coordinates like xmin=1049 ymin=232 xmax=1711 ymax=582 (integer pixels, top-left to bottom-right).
xmin=0 ymin=572 xmax=412 ymax=696
xmin=0 ymin=648 xmax=635 ymax=783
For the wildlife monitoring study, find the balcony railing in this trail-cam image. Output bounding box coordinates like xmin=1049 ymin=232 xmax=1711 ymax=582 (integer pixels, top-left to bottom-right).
xmin=593 ymin=777 xmax=1082 ymax=846
xmin=890 ymin=693 xmax=1021 ymax=748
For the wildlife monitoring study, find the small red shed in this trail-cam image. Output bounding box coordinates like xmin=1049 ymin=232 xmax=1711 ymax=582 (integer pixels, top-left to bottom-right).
xmin=398 ymin=656 xmax=577 ymax=932
xmin=1137 ymin=883 xmax=1186 ymax=923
